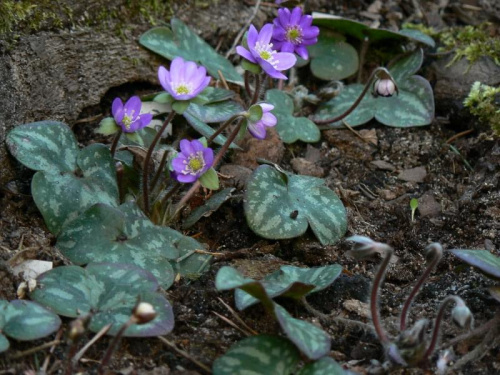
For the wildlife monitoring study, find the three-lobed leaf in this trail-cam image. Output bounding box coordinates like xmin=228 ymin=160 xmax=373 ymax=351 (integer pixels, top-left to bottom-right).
xmin=266 ymin=89 xmax=320 ymax=143
xmin=31 ymin=263 xmax=174 ymax=337
xmin=245 ymin=165 xmax=347 ymax=245
xmin=212 ymin=335 xmax=300 ymax=375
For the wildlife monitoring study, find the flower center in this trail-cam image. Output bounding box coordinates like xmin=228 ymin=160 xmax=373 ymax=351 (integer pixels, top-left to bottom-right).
xmin=122 ymin=114 xmax=133 ymax=129
xmin=175 ymin=84 xmax=191 ymax=95
xmin=254 ymin=41 xmax=279 ymax=68
xmin=286 ymin=26 xmax=303 ymax=44
xmin=183 ymin=151 xmax=205 ymax=175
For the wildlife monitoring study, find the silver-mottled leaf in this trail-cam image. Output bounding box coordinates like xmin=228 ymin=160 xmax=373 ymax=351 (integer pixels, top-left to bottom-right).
xmin=450 ymin=249 xmax=500 ymax=281
xmin=186 ymin=101 xmax=243 ymax=123
xmin=0 ymin=335 xmax=9 ymax=353
xmin=298 ymin=357 xmax=346 ymax=375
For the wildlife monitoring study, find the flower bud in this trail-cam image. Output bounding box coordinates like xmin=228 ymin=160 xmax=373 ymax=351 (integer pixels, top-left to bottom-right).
xmin=133 ymin=302 xmax=157 ymax=324
xmin=374 ymin=78 xmax=396 ymax=97
xmin=451 ymin=302 xmax=473 ymax=329
xmin=346 ymin=235 xmax=392 ymax=260
xmin=436 ymin=349 xmax=454 ymax=375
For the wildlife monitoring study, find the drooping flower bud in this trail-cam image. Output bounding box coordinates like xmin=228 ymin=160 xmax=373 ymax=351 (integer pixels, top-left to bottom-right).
xmin=436 ymin=349 xmax=455 ymax=375
xmin=374 ymin=78 xmax=397 ymax=97
xmin=133 ymin=302 xmax=157 ymax=324
xmin=346 ymin=235 xmax=392 ymax=260
xmin=451 ymin=299 xmax=473 ymax=329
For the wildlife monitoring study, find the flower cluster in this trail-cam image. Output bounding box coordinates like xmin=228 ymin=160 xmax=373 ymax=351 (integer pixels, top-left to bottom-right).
xmin=112 ymin=96 xmax=152 ymax=133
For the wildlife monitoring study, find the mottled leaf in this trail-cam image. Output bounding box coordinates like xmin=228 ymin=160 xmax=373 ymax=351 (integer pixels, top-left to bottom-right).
xmin=245 ymin=165 xmax=347 ymax=245
xmin=6 ymin=121 xmax=78 ymax=173
xmin=265 ymin=89 xmax=320 ymax=144
xmin=183 ymin=111 xmax=241 ymax=149
xmin=139 ymin=19 xmax=243 ymax=84
xmin=197 ymin=87 xmax=235 ymax=104
xmin=31 ymin=263 xmax=174 ymax=337
xmin=0 ymin=300 xmax=61 ymax=342
xmin=0 ymin=335 xmax=9 ymax=353
xmin=57 ymin=202 xmax=176 ymax=288
xmin=450 ymin=249 xmax=500 ymax=281
xmin=212 ymin=335 xmax=300 ymax=375
xmin=298 ymin=357 xmax=346 ymax=375
xmin=308 ymin=32 xmax=358 ymax=81
xmin=185 ymin=101 xmax=243 ymax=123
xmin=274 ymin=304 xmax=331 ymax=360
xmin=183 ymin=188 xmax=235 ymax=229
xmin=398 ymin=29 xmax=435 ymax=48
xmin=315 ymin=49 xmax=434 ymax=128
xmin=236 ymin=264 xmax=343 ymax=310
xmin=32 ymin=143 xmax=119 ymax=234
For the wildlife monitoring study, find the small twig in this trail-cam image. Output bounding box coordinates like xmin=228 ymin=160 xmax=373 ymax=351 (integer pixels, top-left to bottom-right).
xmin=442 ymin=311 xmax=500 ymax=349
xmin=445 ymin=129 xmax=474 ymax=144
xmin=225 ymin=0 xmax=262 ymax=58
xmin=72 ymin=324 xmax=111 ymax=365
xmin=212 ymin=311 xmax=253 ymax=336
xmin=217 ymin=70 xmax=230 ymax=90
xmin=157 ymin=336 xmax=212 ymax=374
xmin=41 ymin=329 xmax=64 ymax=372
xmin=10 ymin=340 xmax=61 ymax=359
xmin=73 ymin=114 xmax=103 ymax=125
xmin=217 ymin=297 xmax=258 ymax=335
xmin=450 ymin=324 xmax=498 ymax=371
xmin=150 ymin=150 xmax=170 ymax=193
xmin=343 ymin=121 xmax=377 ymax=146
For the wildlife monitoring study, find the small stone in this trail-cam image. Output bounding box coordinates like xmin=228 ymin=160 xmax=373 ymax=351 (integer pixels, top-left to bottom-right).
xmin=291 ymin=158 xmax=325 ymax=177
xmin=304 ymin=144 xmax=321 ymax=163
xmin=343 ymin=299 xmax=371 ymax=318
xmin=232 ymin=128 xmax=284 ymax=169
xmin=371 ymin=160 xmax=396 ymax=171
xmin=398 ymin=167 xmax=427 ymax=183
xmin=418 ymin=192 xmax=441 ymax=218
xmin=378 ymin=189 xmax=397 ymax=200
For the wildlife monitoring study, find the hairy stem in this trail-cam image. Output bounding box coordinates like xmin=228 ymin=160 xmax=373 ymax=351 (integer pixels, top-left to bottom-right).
xmin=142 ymin=111 xmax=176 ymax=214
xmin=371 ymin=247 xmax=394 ymax=346
xmin=244 ymin=70 xmax=252 ymax=98
xmin=250 ymin=74 xmax=261 ymax=105
xmin=98 ymin=317 xmax=136 ymax=374
xmin=150 ymin=149 xmax=170 ymax=193
xmin=314 ymin=67 xmax=389 ymax=126
xmin=400 ymin=243 xmax=443 ymax=331
xmin=207 ymin=114 xmax=245 ymax=145
xmin=110 ymin=129 xmax=122 ymax=157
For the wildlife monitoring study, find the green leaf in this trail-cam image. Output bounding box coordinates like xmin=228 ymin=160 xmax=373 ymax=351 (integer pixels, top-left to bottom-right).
xmin=274 ymin=304 xmax=331 ymax=360
xmin=298 ymin=357 xmax=346 ymax=375
xmin=32 ymin=143 xmax=119 ymax=234
xmin=0 ymin=300 xmax=61 ymax=342
xmin=212 ymin=335 xmax=300 ymax=375
xmin=265 ymin=89 xmax=320 ymax=143
xmin=186 ymin=101 xmax=244 ymax=123
xmin=183 ymin=111 xmax=241 ymax=149
xmin=244 ymin=165 xmax=347 ymax=245
xmin=241 ymin=59 xmax=262 ymax=74
xmin=315 ymin=49 xmax=434 ymax=128
xmin=308 ymin=31 xmax=359 ymax=81
xmin=57 ymin=202 xmax=177 ymax=288
xmin=196 ymin=87 xmax=235 ymax=104
xmin=96 ymin=117 xmax=119 ymax=136
xmin=235 ymin=264 xmax=343 ymax=310
xmin=0 ymin=335 xmax=9 ymax=353
xmin=31 ymin=263 xmax=175 ymax=337
xmin=182 ymin=188 xmax=235 ymax=229
xmin=199 ymin=168 xmax=220 ymax=190
xmin=172 ymin=100 xmax=191 ymax=114
xmin=398 ymin=29 xmax=436 ymax=48
xmin=450 ymin=249 xmax=500 ymax=281
xmin=248 ymin=104 xmax=263 ymax=123
xmin=139 ymin=19 xmax=243 ymax=84
xmin=6 ymin=121 xmax=78 ymax=173
xmin=154 ymin=92 xmax=174 ymax=104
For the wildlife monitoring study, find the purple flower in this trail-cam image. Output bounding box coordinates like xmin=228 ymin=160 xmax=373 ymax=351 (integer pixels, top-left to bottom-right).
xmin=236 ymin=24 xmax=296 ymax=80
xmin=272 ymin=7 xmax=320 ymax=60
xmin=171 ymin=139 xmax=214 ymax=183
xmin=158 ymin=57 xmax=211 ymax=101
xmin=248 ymin=103 xmax=277 ymax=139
xmin=112 ymin=96 xmax=153 ymax=133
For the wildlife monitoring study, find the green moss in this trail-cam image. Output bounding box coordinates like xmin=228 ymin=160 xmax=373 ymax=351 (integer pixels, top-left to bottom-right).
xmin=439 ymin=23 xmax=500 ymax=67
xmin=464 ymin=82 xmax=500 ymax=135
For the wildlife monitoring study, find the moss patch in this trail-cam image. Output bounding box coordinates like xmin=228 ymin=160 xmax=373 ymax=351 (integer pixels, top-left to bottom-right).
xmin=464 ymin=82 xmax=500 ymax=135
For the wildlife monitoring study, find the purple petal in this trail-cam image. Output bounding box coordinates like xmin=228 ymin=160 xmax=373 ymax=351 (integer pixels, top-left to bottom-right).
xmin=190 ymin=139 xmax=204 ymax=152
xmin=259 ymin=24 xmax=274 ymax=44
xmin=126 ymin=119 xmax=142 ymax=133
xmin=303 ymin=26 xmax=320 ymax=39
xmin=158 ymin=66 xmax=171 ymax=91
xmin=247 ymin=24 xmax=258 ymax=48
xmin=202 ymin=148 xmax=214 ymax=168
xmin=125 ymin=96 xmax=141 ymax=118
xmin=260 ymin=103 xmax=274 ymax=113
xmin=236 ymin=46 xmax=257 ymax=63
xmin=295 ymin=46 xmax=309 ymax=60
xmin=274 ymin=52 xmax=296 ymax=70
xmin=137 ymin=113 xmax=153 ymax=128
xmin=262 ymin=112 xmax=277 ymax=127
xmin=290 ymin=7 xmax=302 ymax=25
xmin=183 ymin=61 xmax=199 ymax=82
xmin=180 ymin=139 xmax=195 ymax=156
xmin=170 ymin=57 xmax=185 ymax=83
xmin=177 ymin=173 xmax=197 ymax=183
xmin=278 ymin=8 xmax=291 ymax=27
xmin=260 ymin=60 xmax=287 ymax=80
xmin=248 ymin=121 xmax=267 ymax=139
xmin=272 ymin=40 xmax=284 ymax=50
xmin=189 ymin=66 xmax=208 ymax=89
xmin=272 ymin=26 xmax=286 ymax=41
xmin=299 ymin=15 xmax=313 ymax=29
xmin=302 ymin=37 xmax=318 ymax=46
xmin=281 ymin=41 xmax=295 ymax=53
xmin=190 ymin=76 xmax=211 ymax=98
xmin=112 ymin=98 xmax=123 ymax=118
xmin=172 ymin=157 xmax=187 ymax=173
xmin=114 ymin=108 xmax=124 ymax=124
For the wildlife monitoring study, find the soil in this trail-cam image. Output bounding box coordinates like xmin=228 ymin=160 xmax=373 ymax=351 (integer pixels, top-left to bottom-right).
xmin=1 ymin=0 xmax=499 ymax=374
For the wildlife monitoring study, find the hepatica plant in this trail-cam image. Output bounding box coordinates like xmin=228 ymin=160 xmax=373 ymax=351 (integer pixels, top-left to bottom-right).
xmin=4 ymin=1 xmax=441 ymax=372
